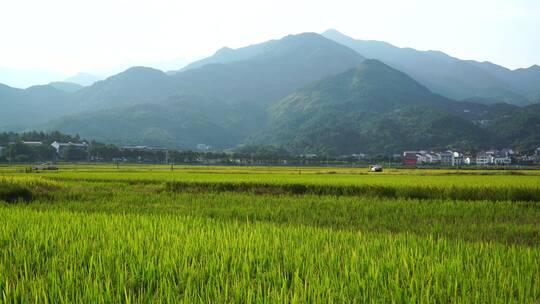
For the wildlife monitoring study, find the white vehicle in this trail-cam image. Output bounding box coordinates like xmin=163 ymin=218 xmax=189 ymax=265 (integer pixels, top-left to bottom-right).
xmin=369 ymin=165 xmax=383 ymax=172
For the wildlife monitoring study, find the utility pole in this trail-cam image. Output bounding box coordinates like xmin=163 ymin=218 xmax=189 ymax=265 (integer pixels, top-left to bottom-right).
xmin=8 ymin=144 xmax=12 ymax=167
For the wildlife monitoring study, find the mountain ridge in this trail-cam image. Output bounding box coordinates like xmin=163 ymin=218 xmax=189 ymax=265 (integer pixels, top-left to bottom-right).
xmin=322 ymin=29 xmax=535 ymax=106
xmin=256 ymin=59 xmax=529 ymax=155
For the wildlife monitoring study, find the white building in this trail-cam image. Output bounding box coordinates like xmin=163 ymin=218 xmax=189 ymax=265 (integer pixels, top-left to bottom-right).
xmin=439 ymin=151 xmax=454 ymax=165
xmin=452 ymin=152 xmax=464 ymax=166
xmin=22 ymin=141 xmax=43 ymax=146
xmin=51 ymin=141 xmax=89 ymax=154
xmin=196 ymin=144 xmax=211 ymax=151
xmin=494 ymin=156 xmax=511 ymax=165
xmin=121 ymin=145 xmax=167 ymax=152
xmin=476 ymin=151 xmax=494 ymax=165
xmin=476 ymin=150 xmax=512 ymax=166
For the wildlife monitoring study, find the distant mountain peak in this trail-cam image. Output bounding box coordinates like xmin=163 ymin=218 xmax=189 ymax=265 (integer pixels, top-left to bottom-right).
xmin=215 ymin=47 xmax=234 ymax=54
xmin=179 ymin=32 xmax=363 ymax=74
xmin=122 ymin=66 xmax=163 ymax=73
xmin=105 ymin=66 xmax=166 ymax=82
xmin=322 ymin=28 xmax=348 ymax=37
xmin=321 ymin=29 xmax=354 ymax=41
xmin=65 ymin=72 xmax=102 ymax=86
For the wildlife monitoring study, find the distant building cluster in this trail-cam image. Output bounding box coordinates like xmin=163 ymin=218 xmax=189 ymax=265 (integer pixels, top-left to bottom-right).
xmin=196 ymin=144 xmax=211 ymax=152
xmin=402 ymin=148 xmax=540 ymax=166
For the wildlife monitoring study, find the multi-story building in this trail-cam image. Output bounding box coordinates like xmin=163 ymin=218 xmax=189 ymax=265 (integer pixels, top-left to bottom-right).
xmin=476 ymin=151 xmax=494 ymax=165
xmin=439 ymin=151 xmax=454 ymax=166
xmin=476 ymin=150 xmax=512 ymax=166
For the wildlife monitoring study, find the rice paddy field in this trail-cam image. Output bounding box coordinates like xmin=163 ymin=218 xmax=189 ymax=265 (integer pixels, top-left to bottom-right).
xmin=1 ymin=164 xmax=540 ymax=303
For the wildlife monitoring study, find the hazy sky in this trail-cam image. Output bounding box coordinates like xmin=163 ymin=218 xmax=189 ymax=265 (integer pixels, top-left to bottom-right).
xmin=0 ymin=0 xmax=539 ymax=81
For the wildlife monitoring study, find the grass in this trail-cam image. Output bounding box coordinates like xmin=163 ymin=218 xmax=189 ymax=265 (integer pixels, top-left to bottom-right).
xmin=1 ymin=165 xmax=540 ymax=302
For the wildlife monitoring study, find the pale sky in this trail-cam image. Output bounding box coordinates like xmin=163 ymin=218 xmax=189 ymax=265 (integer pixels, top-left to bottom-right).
xmin=0 ymin=0 xmax=539 ymax=87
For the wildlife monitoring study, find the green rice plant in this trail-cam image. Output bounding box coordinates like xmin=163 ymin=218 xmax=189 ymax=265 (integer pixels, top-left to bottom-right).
xmin=0 ymin=208 xmax=539 ymax=303
xmin=162 ymin=180 xmax=540 ymax=201
xmin=2 ymin=165 xmax=540 ymax=302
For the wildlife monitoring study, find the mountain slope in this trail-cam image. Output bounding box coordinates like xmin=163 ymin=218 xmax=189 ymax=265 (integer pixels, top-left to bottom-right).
xmin=0 ymin=83 xmax=77 ymax=130
xmin=34 ymin=33 xmax=366 ymax=146
xmin=73 ymin=67 xmax=175 ymax=111
xmin=177 ymin=41 xmax=280 ymax=72
xmin=322 ymin=29 xmax=532 ymax=106
xmin=487 ymin=103 xmax=540 ymax=150
xmin=257 ymin=60 xmax=492 ymax=155
xmin=49 ymin=82 xmax=84 ymax=93
xmin=55 ymin=33 xmax=365 ymax=112
xmin=467 ymin=61 xmax=540 ymax=99
xmin=42 ymin=94 xmax=262 ymax=149
xmin=169 ymin=33 xmax=366 ymax=107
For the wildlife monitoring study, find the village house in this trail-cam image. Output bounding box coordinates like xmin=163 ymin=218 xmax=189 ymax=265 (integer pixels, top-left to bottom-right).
xmin=404 ymin=150 xmax=465 ymax=166
xmin=420 ymin=152 xmax=441 ymax=164
xmin=439 ymin=151 xmax=454 ymax=165
xmin=452 ymin=152 xmax=464 ymax=166
xmin=476 ymin=150 xmax=512 ymax=166
xmin=51 ymin=141 xmax=89 ymax=154
xmin=476 ymin=151 xmax=495 ymax=165
xmin=22 ymin=141 xmax=43 ymax=146
xmin=494 ymin=156 xmax=512 ymax=165
xmin=500 ymin=148 xmax=516 ymax=157
xmin=121 ymin=145 xmax=167 ymax=152
xmin=463 ymin=155 xmax=474 ymax=165
xmin=403 ymin=151 xmax=419 ymax=165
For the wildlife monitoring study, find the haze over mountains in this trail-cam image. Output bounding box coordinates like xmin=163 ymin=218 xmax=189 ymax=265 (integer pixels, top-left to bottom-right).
xmin=1 ymin=30 xmax=539 ymax=154
xmin=322 ymin=29 xmax=540 ymax=105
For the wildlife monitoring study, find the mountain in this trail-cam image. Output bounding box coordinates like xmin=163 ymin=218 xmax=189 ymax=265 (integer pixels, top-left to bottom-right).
xmin=2 ymin=33 xmax=366 ymax=144
xmin=2 ymin=31 xmax=538 ymax=153
xmin=467 ymin=62 xmax=540 ymax=101
xmin=177 ymin=41 xmax=280 ymax=72
xmin=48 ymin=82 xmax=84 ymax=93
xmin=64 ymin=73 xmax=102 ymax=86
xmin=42 ymin=95 xmax=256 ymax=149
xmin=73 ymin=67 xmax=175 ymax=111
xmin=38 ymin=33 xmax=366 ymax=148
xmin=257 ymin=60 xmax=493 ymax=155
xmin=0 ymin=83 xmax=77 ymax=130
xmin=169 ymin=33 xmax=365 ymax=107
xmin=56 ymin=33 xmax=365 ymax=112
xmin=322 ymin=29 xmax=533 ymax=106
